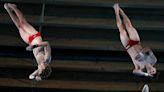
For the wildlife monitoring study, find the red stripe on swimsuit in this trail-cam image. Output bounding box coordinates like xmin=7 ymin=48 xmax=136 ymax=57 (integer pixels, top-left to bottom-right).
xmin=126 ymin=40 xmax=140 ymax=50
xmin=28 ymin=32 xmax=41 ymax=45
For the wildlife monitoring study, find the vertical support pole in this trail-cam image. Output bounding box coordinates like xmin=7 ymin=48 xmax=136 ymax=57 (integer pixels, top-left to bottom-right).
xmin=39 ymin=0 xmax=46 ymax=32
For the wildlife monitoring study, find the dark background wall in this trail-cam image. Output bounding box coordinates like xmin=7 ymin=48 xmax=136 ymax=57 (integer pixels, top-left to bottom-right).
xmin=0 ymin=0 xmax=164 ymax=92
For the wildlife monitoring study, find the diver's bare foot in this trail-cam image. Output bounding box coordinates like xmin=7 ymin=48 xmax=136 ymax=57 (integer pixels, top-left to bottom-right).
xmin=113 ymin=3 xmax=119 ymax=9
xmin=113 ymin=3 xmax=120 ymax=15
xmin=4 ymin=3 xmax=9 ymax=10
xmin=7 ymin=3 xmax=17 ymax=9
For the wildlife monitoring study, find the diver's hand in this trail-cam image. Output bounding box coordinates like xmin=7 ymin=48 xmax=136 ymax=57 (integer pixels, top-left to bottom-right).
xmin=29 ymin=69 xmax=42 ymax=81
xmin=133 ymin=69 xmax=153 ymax=78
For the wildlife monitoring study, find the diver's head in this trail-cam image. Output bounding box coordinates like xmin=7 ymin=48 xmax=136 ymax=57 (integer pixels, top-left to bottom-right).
xmin=40 ymin=65 xmax=52 ymax=78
